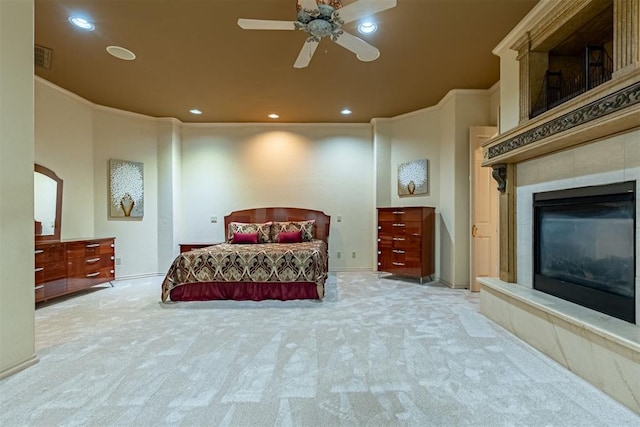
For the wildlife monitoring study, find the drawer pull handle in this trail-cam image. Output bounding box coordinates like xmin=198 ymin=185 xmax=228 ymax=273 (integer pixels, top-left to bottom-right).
xmin=34 ymin=249 xmax=44 ymax=254
xmin=86 ymin=258 xmax=100 ymax=264
xmin=392 ymin=223 xmax=405 ymax=227
xmin=110 ymin=270 xmax=115 ymax=274
xmin=111 ymin=256 xmax=115 ymax=261
xmin=392 ymin=237 xmax=405 ymax=241
xmin=34 ymin=267 xmax=44 ymax=273
xmin=111 ymin=244 xmax=115 ymax=248
xmin=86 ymin=272 xmax=101 ymax=278
xmin=35 ymin=285 xmax=44 ymax=290
xmin=377 ymin=251 xmax=381 ymax=255
xmin=392 ymin=249 xmax=405 ymax=254
xmin=377 ymin=262 xmax=381 ymax=266
xmin=392 ymin=262 xmax=405 ymax=266
xmin=86 ymin=243 xmax=100 ymax=248
xmin=392 ymin=211 xmax=405 ymax=215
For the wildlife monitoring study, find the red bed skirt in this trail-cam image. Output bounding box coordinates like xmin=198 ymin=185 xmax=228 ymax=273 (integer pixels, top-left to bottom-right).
xmin=169 ymin=281 xmax=322 ymax=302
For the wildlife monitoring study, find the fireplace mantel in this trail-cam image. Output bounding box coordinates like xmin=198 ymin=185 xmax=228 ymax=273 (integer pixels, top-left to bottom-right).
xmin=482 ymin=69 xmax=640 ymax=166
xmin=482 ymin=0 xmax=640 ymax=167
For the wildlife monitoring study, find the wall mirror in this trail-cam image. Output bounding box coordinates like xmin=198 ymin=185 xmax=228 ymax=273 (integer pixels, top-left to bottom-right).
xmin=34 ymin=164 xmax=63 ymax=241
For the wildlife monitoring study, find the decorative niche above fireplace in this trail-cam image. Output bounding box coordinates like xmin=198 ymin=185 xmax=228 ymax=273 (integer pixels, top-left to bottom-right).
xmin=533 ymin=181 xmax=636 ymax=323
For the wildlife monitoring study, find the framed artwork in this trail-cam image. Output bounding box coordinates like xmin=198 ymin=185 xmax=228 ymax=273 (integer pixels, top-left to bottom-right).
xmin=398 ymin=159 xmax=428 ymax=196
xmin=109 ymin=159 xmax=144 ymax=218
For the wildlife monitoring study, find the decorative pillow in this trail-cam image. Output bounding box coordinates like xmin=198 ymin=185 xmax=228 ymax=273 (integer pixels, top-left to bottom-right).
xmin=227 ymin=222 xmax=272 ymax=243
xmin=277 ymin=230 xmax=303 ymax=243
xmin=232 ymin=232 xmax=259 ymax=244
xmin=271 ymin=220 xmax=315 ymax=242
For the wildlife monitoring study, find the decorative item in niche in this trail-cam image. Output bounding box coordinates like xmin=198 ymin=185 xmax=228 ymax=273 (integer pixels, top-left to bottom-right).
xmin=109 ymin=159 xmax=144 ymax=218
xmin=398 ymin=159 xmax=428 ymax=196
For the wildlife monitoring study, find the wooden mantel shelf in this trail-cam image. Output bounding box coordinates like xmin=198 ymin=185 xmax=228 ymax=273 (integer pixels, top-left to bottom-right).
xmin=482 ymin=69 xmax=640 ymax=167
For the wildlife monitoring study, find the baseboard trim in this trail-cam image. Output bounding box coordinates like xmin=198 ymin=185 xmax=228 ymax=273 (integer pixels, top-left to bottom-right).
xmin=0 ymin=354 xmax=39 ymax=380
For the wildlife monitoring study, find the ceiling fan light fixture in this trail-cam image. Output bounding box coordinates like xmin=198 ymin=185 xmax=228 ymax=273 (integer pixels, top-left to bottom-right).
xmin=358 ymin=22 xmax=377 ymax=34
xmin=68 ymin=16 xmax=95 ymax=31
xmin=296 ymin=0 xmax=342 ymax=12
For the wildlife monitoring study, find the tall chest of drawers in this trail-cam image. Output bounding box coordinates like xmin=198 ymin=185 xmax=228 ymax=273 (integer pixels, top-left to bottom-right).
xmin=377 ymin=207 xmax=435 ymax=282
xmin=35 ymin=237 xmax=115 ymax=303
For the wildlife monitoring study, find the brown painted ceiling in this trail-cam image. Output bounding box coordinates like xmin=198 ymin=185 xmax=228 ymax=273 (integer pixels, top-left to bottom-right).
xmin=34 ymin=0 xmax=538 ymax=123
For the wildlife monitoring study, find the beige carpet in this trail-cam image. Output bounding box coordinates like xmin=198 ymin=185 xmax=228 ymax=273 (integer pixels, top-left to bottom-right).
xmin=1 ymin=271 xmax=638 ymax=426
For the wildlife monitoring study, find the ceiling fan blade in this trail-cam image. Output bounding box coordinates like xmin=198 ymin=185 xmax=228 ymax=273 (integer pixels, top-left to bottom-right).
xmin=299 ymin=0 xmax=320 ymax=12
xmin=237 ymin=19 xmax=296 ymax=30
xmin=334 ymin=31 xmax=380 ymax=62
xmin=334 ymin=0 xmax=397 ymax=24
xmin=294 ymin=39 xmax=320 ymax=68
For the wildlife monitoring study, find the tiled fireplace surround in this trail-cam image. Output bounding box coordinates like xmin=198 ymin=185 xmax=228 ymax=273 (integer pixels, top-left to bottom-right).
xmin=478 ymin=0 xmax=640 ymax=414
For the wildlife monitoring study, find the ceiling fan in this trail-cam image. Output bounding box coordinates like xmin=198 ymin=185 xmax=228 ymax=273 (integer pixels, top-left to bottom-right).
xmin=238 ymin=0 xmax=397 ymax=68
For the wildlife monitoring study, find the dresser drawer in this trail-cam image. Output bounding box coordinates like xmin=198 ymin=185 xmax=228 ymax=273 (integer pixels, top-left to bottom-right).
xmin=390 ymin=234 xmax=422 ymax=250
xmin=67 ymin=266 xmax=114 ymax=291
xmin=378 ymin=208 xmax=425 ymax=222
xmin=378 ymin=221 xmax=423 ymax=236
xmin=35 ymin=244 xmax=65 ymax=264
xmin=66 ymin=239 xmax=114 ymax=260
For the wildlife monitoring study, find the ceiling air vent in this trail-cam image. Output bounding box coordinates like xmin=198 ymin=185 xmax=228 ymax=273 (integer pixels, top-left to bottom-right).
xmin=34 ymin=45 xmax=53 ymax=70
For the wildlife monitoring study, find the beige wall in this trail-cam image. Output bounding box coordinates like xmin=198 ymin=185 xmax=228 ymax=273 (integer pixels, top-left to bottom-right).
xmin=180 ymin=124 xmax=374 ymax=271
xmin=35 ymin=80 xmax=94 ymax=239
xmin=0 ymin=0 xmax=37 ymax=378
xmin=375 ymin=90 xmax=492 ymax=287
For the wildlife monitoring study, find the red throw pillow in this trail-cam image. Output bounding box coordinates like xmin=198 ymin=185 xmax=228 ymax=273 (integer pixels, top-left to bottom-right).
xmin=278 ymin=230 xmax=303 ymax=243
xmin=232 ymin=232 xmax=259 ymax=244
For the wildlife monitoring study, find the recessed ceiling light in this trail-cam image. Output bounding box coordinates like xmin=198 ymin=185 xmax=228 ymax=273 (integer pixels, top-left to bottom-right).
xmin=106 ymin=45 xmax=136 ymax=61
xmin=190 ymin=109 xmax=202 ymax=115
xmin=341 ymin=108 xmax=352 ymax=115
xmin=268 ymin=113 xmax=280 ymax=119
xmin=68 ymin=16 xmax=95 ymax=31
xmin=358 ymin=22 xmax=377 ymax=34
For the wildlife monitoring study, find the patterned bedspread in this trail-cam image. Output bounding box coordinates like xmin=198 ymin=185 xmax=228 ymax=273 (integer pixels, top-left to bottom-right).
xmin=161 ymin=240 xmax=328 ymax=302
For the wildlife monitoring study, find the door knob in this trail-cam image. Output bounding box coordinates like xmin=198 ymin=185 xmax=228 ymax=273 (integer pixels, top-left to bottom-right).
xmin=472 ymin=224 xmax=478 ymax=237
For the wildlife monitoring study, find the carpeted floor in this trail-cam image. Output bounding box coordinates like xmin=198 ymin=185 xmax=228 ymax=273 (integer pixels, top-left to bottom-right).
xmin=1 ymin=271 xmax=638 ymax=426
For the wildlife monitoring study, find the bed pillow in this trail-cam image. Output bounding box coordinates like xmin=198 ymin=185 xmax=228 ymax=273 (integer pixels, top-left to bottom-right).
xmin=271 ymin=220 xmax=315 ymax=242
xmin=232 ymin=232 xmax=259 ymax=244
xmin=227 ymin=221 xmax=272 ymax=243
xmin=277 ymin=230 xmax=303 ymax=243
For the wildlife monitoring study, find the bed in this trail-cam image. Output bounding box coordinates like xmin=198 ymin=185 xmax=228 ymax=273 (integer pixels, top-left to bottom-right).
xmin=161 ymin=207 xmax=330 ymax=302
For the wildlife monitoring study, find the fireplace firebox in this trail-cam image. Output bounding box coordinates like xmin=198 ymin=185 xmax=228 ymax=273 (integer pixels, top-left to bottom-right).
xmin=533 ymin=182 xmax=636 ymax=323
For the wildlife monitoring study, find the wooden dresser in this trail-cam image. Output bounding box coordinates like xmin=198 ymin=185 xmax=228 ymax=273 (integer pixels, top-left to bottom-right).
xmin=377 ymin=207 xmax=435 ymax=282
xmin=35 ymin=237 xmax=115 ymax=303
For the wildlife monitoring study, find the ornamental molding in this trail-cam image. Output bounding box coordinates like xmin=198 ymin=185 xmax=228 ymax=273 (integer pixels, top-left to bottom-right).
xmin=487 ymin=80 xmax=640 ymax=160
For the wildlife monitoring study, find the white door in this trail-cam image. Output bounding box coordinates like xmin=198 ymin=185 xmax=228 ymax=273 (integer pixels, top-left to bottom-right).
xmin=469 ymin=126 xmax=498 ymax=292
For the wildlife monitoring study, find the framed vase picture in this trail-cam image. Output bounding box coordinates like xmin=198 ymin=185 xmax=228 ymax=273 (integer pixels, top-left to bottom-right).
xmin=398 ymin=159 xmax=428 ymax=196
xmin=109 ymin=159 xmax=144 ymax=218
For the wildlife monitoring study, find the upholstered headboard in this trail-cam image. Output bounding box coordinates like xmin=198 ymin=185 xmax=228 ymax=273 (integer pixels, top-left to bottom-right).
xmin=224 ymin=207 xmax=331 ymax=244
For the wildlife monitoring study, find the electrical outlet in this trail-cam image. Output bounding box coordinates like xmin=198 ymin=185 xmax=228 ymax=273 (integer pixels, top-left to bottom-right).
xmin=337 ymin=215 xmax=342 ymax=222
xmin=336 ymin=251 xmax=341 ymax=259
xmin=115 ymin=258 xmax=122 ymax=265
xmin=211 ymin=216 xmax=217 ymax=223
xmin=352 ymin=252 xmax=356 ymax=258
